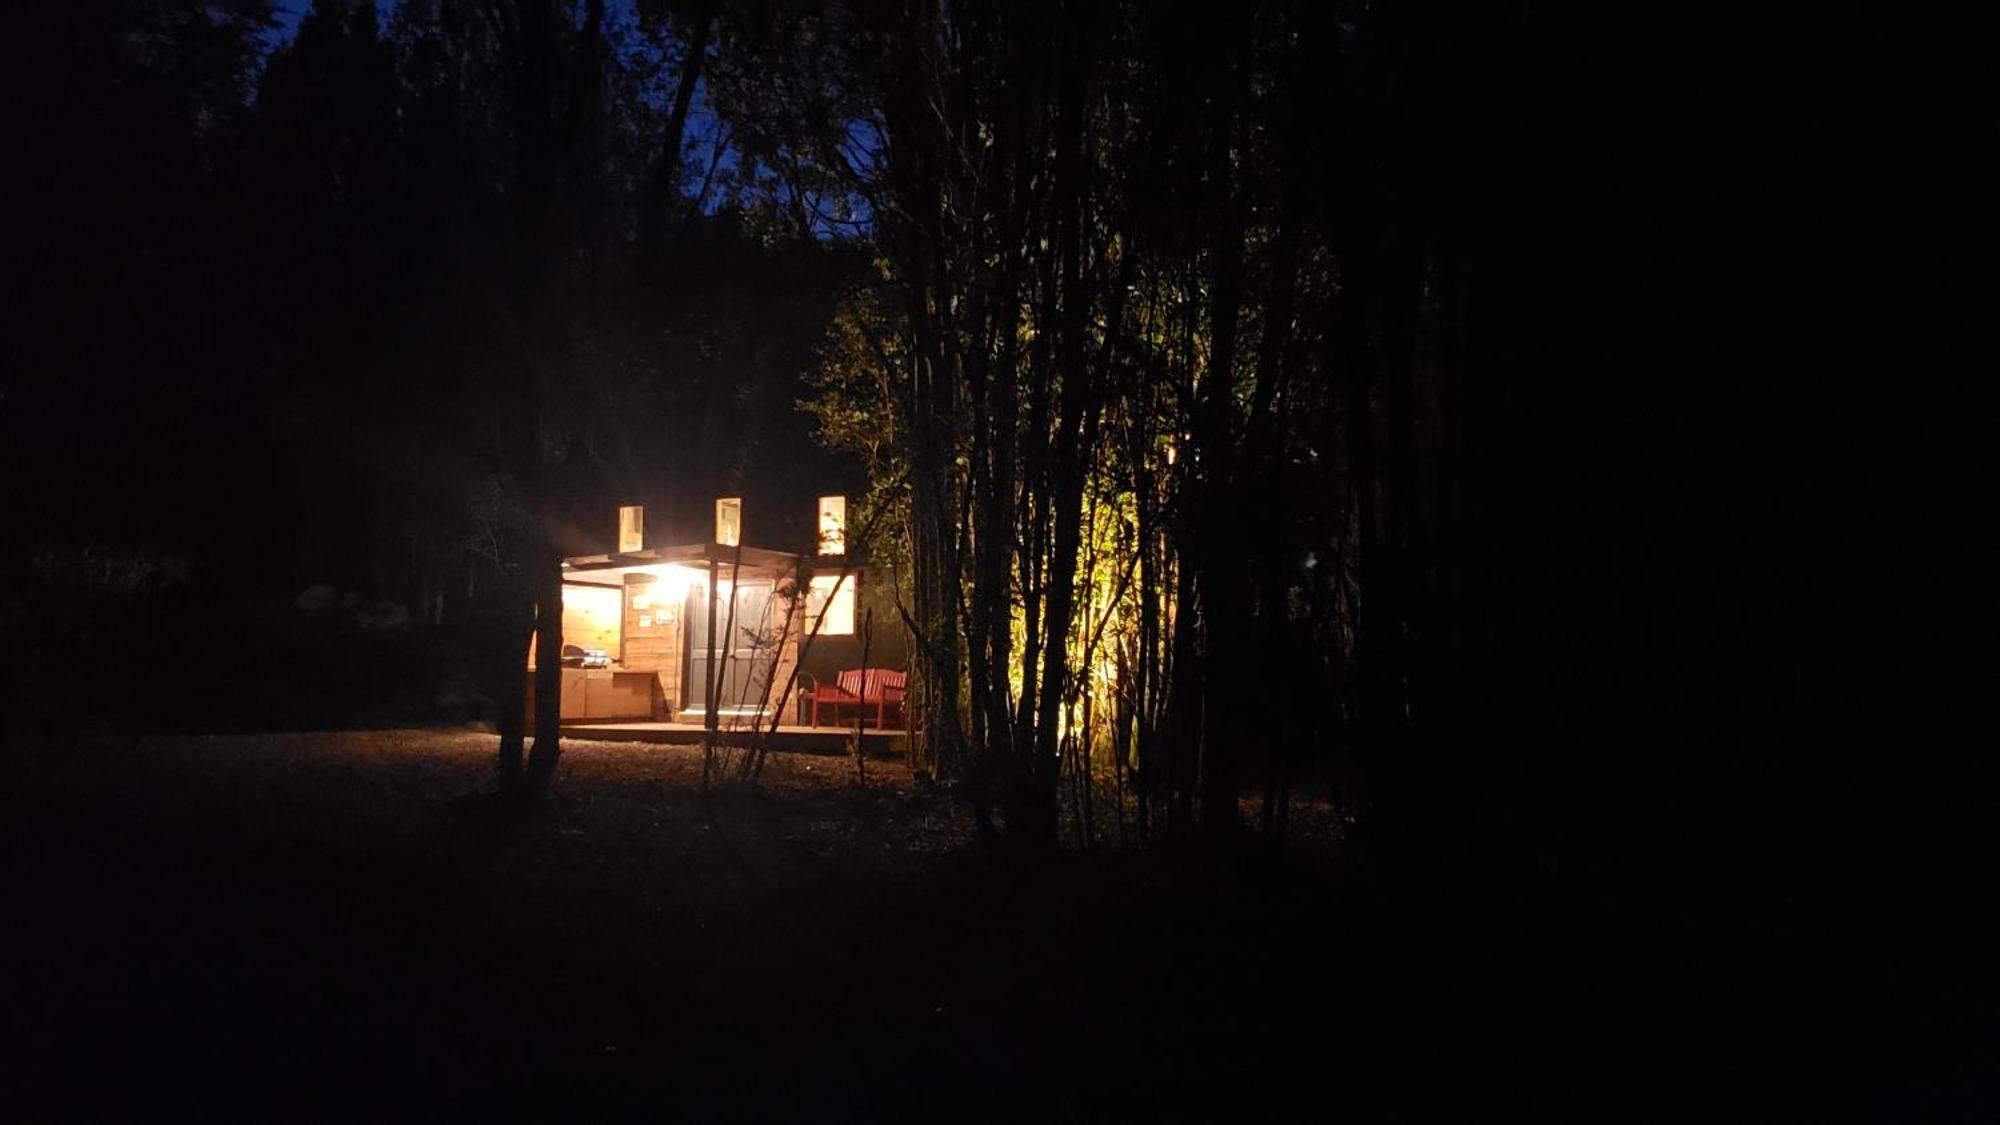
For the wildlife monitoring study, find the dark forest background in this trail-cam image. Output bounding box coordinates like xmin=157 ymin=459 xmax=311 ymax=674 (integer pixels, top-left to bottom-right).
xmin=0 ymin=0 xmax=1893 ymax=1023
xmin=4 ymin=1 xmax=878 ymax=735
xmin=0 ymin=0 xmax=1959 ymax=1111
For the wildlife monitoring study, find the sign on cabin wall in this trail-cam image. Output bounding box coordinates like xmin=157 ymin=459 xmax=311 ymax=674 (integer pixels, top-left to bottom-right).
xmin=628 ymin=582 xmax=678 ymax=632
xmin=621 ymin=577 xmax=684 ymax=689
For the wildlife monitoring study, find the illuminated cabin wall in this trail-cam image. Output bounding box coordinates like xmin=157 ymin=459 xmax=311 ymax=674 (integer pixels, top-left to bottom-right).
xmin=768 ymin=581 xmax=806 ymax=722
xmin=530 ymin=565 xmax=868 ymax=722
xmin=674 ymin=575 xmax=806 ymax=721
xmin=621 ymin=569 xmax=692 ymax=712
xmin=615 ymin=569 xmax=810 ymax=722
xmin=527 ymin=583 xmax=623 ymax=667
xmin=791 ymin=568 xmax=909 ymax=694
xmin=563 ymin=585 xmax=623 ymax=652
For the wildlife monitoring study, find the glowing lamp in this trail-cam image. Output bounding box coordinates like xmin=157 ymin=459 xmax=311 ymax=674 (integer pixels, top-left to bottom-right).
xmin=818 ymin=495 xmax=846 ymax=555
xmin=618 ymin=505 xmax=645 ymax=553
xmin=715 ymin=497 xmax=741 ymax=547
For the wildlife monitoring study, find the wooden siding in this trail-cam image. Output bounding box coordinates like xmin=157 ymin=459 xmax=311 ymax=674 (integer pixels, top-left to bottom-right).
xmin=620 ymin=575 xmax=683 ymax=713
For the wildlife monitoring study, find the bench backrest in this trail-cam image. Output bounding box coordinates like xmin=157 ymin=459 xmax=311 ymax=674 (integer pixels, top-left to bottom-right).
xmin=836 ymin=667 xmax=906 ymax=702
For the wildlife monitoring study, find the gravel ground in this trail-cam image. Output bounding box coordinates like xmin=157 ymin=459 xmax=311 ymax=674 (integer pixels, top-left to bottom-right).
xmin=0 ymin=730 xmax=1436 ymax=1118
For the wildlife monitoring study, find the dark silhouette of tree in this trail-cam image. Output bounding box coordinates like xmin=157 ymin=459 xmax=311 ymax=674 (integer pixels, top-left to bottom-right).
xmin=700 ymin=0 xmax=1658 ymax=870
xmin=0 ymin=0 xmax=1834 ymax=923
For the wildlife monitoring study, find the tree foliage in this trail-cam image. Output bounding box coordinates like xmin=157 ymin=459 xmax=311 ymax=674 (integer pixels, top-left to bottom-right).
xmin=704 ymin=0 xmax=1510 ymax=853
xmin=2 ymin=1 xmax=1807 ymax=888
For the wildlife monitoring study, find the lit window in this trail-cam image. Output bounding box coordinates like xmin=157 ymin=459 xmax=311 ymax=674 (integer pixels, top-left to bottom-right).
xmin=618 ymin=505 xmax=645 ymax=552
xmin=818 ymin=495 xmax=846 ymax=555
xmin=807 ymin=575 xmax=856 ymax=636
xmin=715 ymin=497 xmax=741 ymax=546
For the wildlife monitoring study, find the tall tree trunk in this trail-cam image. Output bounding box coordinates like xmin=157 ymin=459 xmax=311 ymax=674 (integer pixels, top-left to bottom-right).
xmin=494 ymin=0 xmax=604 ymax=802
xmin=523 ymin=513 xmax=563 ymax=792
xmin=1194 ymin=76 xmax=1247 ymax=840
xmin=638 ymin=1 xmax=714 ymax=274
xmin=1247 ymin=166 xmax=1304 ymax=838
xmin=494 ymin=551 xmax=532 ymax=793
xmin=1132 ymin=362 xmax=1161 ymax=839
xmin=1022 ymin=16 xmax=1095 ymax=850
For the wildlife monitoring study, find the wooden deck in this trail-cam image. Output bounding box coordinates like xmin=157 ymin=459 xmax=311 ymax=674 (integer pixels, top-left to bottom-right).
xmin=559 ymin=721 xmax=906 ymax=755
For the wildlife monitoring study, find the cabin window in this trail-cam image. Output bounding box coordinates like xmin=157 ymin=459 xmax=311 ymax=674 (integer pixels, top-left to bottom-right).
xmin=807 ymin=575 xmax=856 ymax=636
xmin=715 ymin=497 xmax=741 ymax=547
xmin=818 ymin=495 xmax=846 ymax=555
xmin=618 ymin=505 xmax=645 ymax=552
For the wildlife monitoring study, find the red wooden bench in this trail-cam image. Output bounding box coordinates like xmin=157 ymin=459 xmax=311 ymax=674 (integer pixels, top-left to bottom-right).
xmin=807 ymin=667 xmax=907 ymax=729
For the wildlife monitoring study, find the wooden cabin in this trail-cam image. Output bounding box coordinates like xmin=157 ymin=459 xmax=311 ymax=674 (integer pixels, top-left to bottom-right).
xmin=529 ymin=498 xmax=894 ymax=727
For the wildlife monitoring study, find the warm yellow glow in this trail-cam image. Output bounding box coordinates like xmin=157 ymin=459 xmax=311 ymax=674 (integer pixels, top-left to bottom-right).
xmin=563 ymin=585 xmax=623 ymax=652
xmin=818 ymin=495 xmax=847 ymax=555
xmin=618 ymin=505 xmax=645 ymax=552
xmin=715 ymin=497 xmax=742 ymax=546
xmin=529 ymin=583 xmax=622 ymax=666
xmin=635 ymin=564 xmax=701 ymax=607
xmin=807 ymin=574 xmax=856 ymax=635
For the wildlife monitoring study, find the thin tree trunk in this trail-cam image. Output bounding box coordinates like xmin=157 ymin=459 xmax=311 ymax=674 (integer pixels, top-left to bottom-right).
xmin=639 ymin=2 xmax=714 ymax=273
xmin=523 ymin=519 xmax=564 ymax=793
xmin=701 ymin=553 xmax=720 ymax=790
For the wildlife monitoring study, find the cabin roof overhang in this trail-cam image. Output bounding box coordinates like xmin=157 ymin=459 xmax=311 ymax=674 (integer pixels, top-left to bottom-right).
xmin=560 ymin=541 xmax=813 ymax=586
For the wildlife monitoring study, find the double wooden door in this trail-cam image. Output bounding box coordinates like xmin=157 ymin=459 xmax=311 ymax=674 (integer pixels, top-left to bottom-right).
xmin=683 ymin=579 xmax=777 ymax=715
